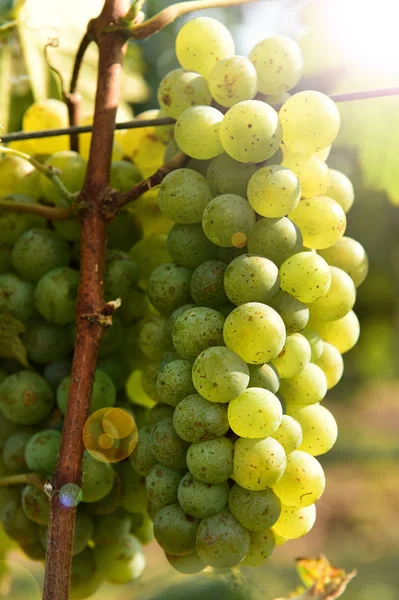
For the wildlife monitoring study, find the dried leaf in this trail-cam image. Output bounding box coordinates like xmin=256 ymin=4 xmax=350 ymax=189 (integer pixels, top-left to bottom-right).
xmin=0 ymin=308 xmax=29 ymax=367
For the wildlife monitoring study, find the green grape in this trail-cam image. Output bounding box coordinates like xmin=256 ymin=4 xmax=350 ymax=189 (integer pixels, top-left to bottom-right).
xmin=279 ymin=362 xmax=327 ymax=406
xmin=172 ymin=307 xmax=225 ymax=359
xmin=248 ymin=363 xmax=280 ymax=394
xmin=173 ymin=393 xmax=229 ymax=442
xmin=308 ymin=266 xmax=356 ymax=321
xmin=129 ymin=234 xmax=170 ymax=288
xmin=53 ymin=217 xmax=81 ymax=243
xmin=117 ymin=461 xmax=147 ymax=514
xmin=224 ymin=254 xmax=280 ymax=305
xmin=301 ymin=328 xmax=323 ymax=361
xmin=156 ymin=359 xmax=195 ymax=407
xmin=175 ymin=17 xmax=234 ymax=78
xmin=158 ymin=68 xmax=212 ymax=118
xmin=0 ymin=242 xmax=12 ymax=274
xmin=81 ymin=451 xmax=115 ymax=502
xmin=242 ymin=529 xmax=275 ymax=566
xmin=0 ymin=481 xmax=20 ymax=513
xmin=202 ymin=194 xmax=255 ymax=248
xmin=269 ymin=289 xmax=309 ymax=333
xmin=279 ymin=252 xmax=331 ymax=303
xmin=249 ymin=36 xmax=303 ymax=94
xmin=104 ymin=250 xmax=139 ymax=300
xmin=187 ymin=437 xmax=233 ymax=483
xmin=24 ymin=429 xmax=61 ymax=474
xmin=192 ymin=346 xmax=249 ymax=403
xmin=0 ymin=273 xmax=37 ymax=322
xmin=35 ymin=267 xmax=79 ymax=324
xmin=133 ymin=514 xmax=154 ymax=545
xmin=272 ymin=333 xmax=311 ymax=379
xmin=315 ymin=145 xmax=331 ymax=161
xmin=272 ymin=503 xmax=316 ymax=539
xmin=233 ymin=437 xmax=286 ymax=491
xmin=148 ymin=404 xmax=175 ymax=426
xmin=145 ymin=463 xmax=184 ymax=507
xmin=206 ymin=154 xmax=257 ymax=197
xmin=228 ymin=484 xmax=280 ymax=531
xmin=228 ymin=388 xmax=282 ymax=438
xmin=24 ymin=320 xmax=72 ymax=364
xmin=326 ymin=169 xmax=354 ymax=213
xmin=272 ymin=414 xmax=303 ymax=454
xmin=141 ymin=361 xmax=162 ymax=402
xmin=0 ymin=371 xmax=53 ymax=425
xmin=95 ymin=534 xmax=145 ymax=584
xmin=151 ymin=418 xmax=190 ymax=468
xmin=223 ymin=302 xmax=286 ymax=364
xmin=138 ymin=316 xmax=172 ymax=361
xmin=208 ymin=55 xmax=257 ymax=107
xmin=287 ymin=404 xmax=338 ymax=456
xmin=310 ymin=310 xmax=360 ymax=354
xmin=154 ymin=503 xmax=199 ymax=555
xmin=247 ymin=217 xmax=303 ymax=267
xmin=0 ymin=194 xmax=46 ymax=244
xmin=39 ymin=151 xmax=86 ymax=204
xmin=110 ymin=160 xmax=142 ymax=192
xmin=21 ymin=484 xmax=49 ymax=525
xmin=11 ymin=228 xmax=71 ymax=283
xmin=190 ymin=260 xmax=228 ymax=308
xmin=170 ymin=305 xmax=195 ymax=327
xmin=3 ymin=430 xmax=32 ymax=472
xmin=289 ymin=196 xmax=346 ymax=250
xmin=167 ymin=223 xmax=216 ymax=268
xmin=318 ymin=237 xmax=368 ymax=288
xmin=247 ymin=165 xmax=301 ymax=218
xmin=178 ymin=472 xmax=229 ymax=519
xmin=158 ymin=169 xmax=212 ymax=224
xmin=196 ymin=508 xmax=250 ymax=568
xmin=118 ymin=289 xmax=151 ymax=324
xmin=175 ymin=106 xmax=224 ymax=160
xmin=166 ymin=551 xmax=205 ymax=574
xmin=0 ymin=155 xmax=35 ymax=197
xmin=2 ymin=498 xmax=39 ymax=544
xmin=314 ymin=341 xmax=344 ymax=389
xmin=69 ymin=549 xmax=101 ymax=600
xmin=220 ymin=100 xmax=282 ymax=163
xmin=272 ymin=450 xmax=325 ymax=506
xmin=92 ymin=510 xmax=132 ymax=546
xmin=86 ymin=479 xmax=122 ymax=515
xmin=20 ymin=541 xmax=46 ymax=562
xmin=22 ymin=99 xmax=69 ymax=154
xmin=148 ymin=263 xmax=192 ymax=316
xmin=97 ymin=353 xmax=130 ymax=391
xmin=129 ymin=425 xmax=157 ymax=476
xmin=57 ymin=369 xmax=116 ymax=415
xmin=98 ymin=316 xmax=123 ymax=357
xmin=280 ymin=91 xmax=340 ymax=155
xmin=281 ymin=153 xmax=329 ymax=199
xmin=107 ymin=210 xmax=142 ymax=252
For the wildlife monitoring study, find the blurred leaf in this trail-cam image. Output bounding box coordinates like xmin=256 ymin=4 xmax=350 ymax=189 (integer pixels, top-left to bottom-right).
xmin=17 ymin=17 xmax=48 ymax=101
xmin=0 ymin=42 xmax=11 ymax=130
xmin=0 ymin=309 xmax=29 ymax=367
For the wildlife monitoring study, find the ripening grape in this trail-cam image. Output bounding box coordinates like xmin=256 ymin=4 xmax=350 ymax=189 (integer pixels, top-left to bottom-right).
xmin=145 ymin=463 xmax=184 ymax=507
xmin=280 ymin=252 xmax=332 ymax=303
xmin=129 ymin=426 xmax=158 ymax=476
xmin=242 ymin=530 xmax=275 ymax=566
xmin=39 ymin=151 xmax=86 ymax=205
xmin=247 ymin=217 xmax=303 ymax=267
xmin=166 ymin=551 xmax=205 ymax=574
xmin=22 ymin=99 xmax=69 ymax=154
xmin=3 ymin=430 xmax=32 ymax=473
xmin=110 ymin=160 xmax=142 ymax=192
xmin=0 ymin=156 xmax=36 ymax=198
xmin=170 ymin=304 xmax=196 ymax=326
xmin=269 ymin=289 xmax=309 ymax=333
xmin=0 ymin=371 xmax=53 ymax=425
xmin=35 ymin=267 xmax=79 ymax=324
xmin=248 ymin=363 xmax=280 ymax=394
xmin=148 ymin=263 xmax=192 ymax=315
xmin=192 ymin=346 xmax=249 ymax=403
xmin=208 ymin=55 xmax=258 ymax=107
xmin=104 ymin=250 xmax=139 ymax=300
xmin=196 ymin=508 xmax=250 ymax=568
xmin=281 ymin=152 xmax=329 ymax=199
xmin=25 ymin=429 xmax=62 ymax=474
xmin=12 ymin=229 xmax=71 ymax=283
xmin=186 ymin=437 xmax=233 ymax=484
xmin=272 ymin=333 xmax=311 ymax=378
xmin=310 ymin=310 xmax=360 ymax=354
xmin=318 ymin=237 xmax=368 ymax=288
xmin=202 ymin=194 xmax=256 ymax=247
xmin=156 ymin=359 xmax=195 ymax=407
xmin=173 ymin=394 xmax=229 ymax=443
xmin=24 ymin=320 xmax=73 ymax=364
xmin=151 ymin=418 xmax=189 ymax=469
xmin=272 ymin=450 xmax=325 ymax=506
xmin=224 ymin=254 xmax=280 ymax=305
xmin=190 ymin=260 xmax=228 ymax=308
xmin=279 ymin=362 xmax=327 ymax=405
xmin=178 ymin=472 xmax=229 ymax=518
xmin=287 ymin=403 xmax=338 ymax=456
xmin=175 ymin=106 xmax=224 ymax=160
xmin=220 ymin=100 xmax=282 ymax=163
xmin=280 ymin=91 xmax=340 ymax=154
xmin=167 ymin=224 xmax=216 ymax=268
xmin=92 ymin=511 xmax=132 ymax=546
xmin=272 ymin=503 xmax=316 ymax=539
xmin=228 ymin=484 xmax=281 ymax=531
xmin=21 ymin=485 xmax=49 ymax=526
xmin=249 ymin=36 xmax=303 ymax=95
xmin=307 ymin=266 xmax=356 ymax=321
xmin=81 ymin=452 xmax=115 ymax=503
xmin=301 ymin=328 xmax=324 ymax=361
xmin=327 ymin=169 xmax=355 ymax=213
xmin=172 ymin=307 xmax=225 ymax=359
xmin=158 ymin=169 xmax=212 ymax=224
xmin=247 ymin=165 xmax=301 ymax=217
xmin=206 ymin=154 xmax=257 ymax=198
xmin=138 ymin=316 xmax=172 ymax=361
xmin=0 ymin=242 xmax=12 ymax=274
xmin=175 ymin=17 xmax=235 ymax=78
xmin=233 ymin=437 xmax=286 ymax=490
xmin=0 ymin=194 xmax=46 ymax=245
xmin=314 ymin=341 xmax=344 ymax=389
xmin=272 ymin=415 xmax=303 ymax=454
xmin=289 ymin=196 xmax=346 ymax=250
xmin=154 ymin=503 xmax=199 ymax=556
xmin=94 ymin=535 xmax=145 ymax=584
xmin=2 ymin=498 xmax=38 ymax=544
xmin=228 ymin=388 xmax=282 ymax=438
xmin=0 ymin=272 xmax=37 ymax=322
xmin=158 ymin=69 xmax=212 ymax=118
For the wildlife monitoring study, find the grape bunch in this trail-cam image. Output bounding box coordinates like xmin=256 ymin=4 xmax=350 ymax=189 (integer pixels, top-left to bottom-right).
xmin=123 ymin=17 xmax=369 ymax=572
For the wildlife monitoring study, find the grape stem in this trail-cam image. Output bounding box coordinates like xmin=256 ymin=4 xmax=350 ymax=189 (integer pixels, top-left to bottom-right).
xmin=0 ymin=472 xmax=48 ymax=492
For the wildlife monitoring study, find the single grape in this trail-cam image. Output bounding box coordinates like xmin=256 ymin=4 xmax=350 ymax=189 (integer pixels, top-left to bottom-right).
xmin=233 ymin=437 xmax=286 ymax=491
xmin=57 ymin=369 xmax=116 ymax=415
xmin=280 ymin=91 xmax=340 ymax=155
xmin=289 ymin=196 xmax=346 ymax=250
xmin=170 ymin=304 xmax=197 ymax=327
xmin=94 ymin=534 xmax=145 ymax=584
xmin=202 ymin=194 xmax=256 ymax=247
xmin=190 ymin=260 xmax=228 ymax=308
xmin=279 ymin=362 xmax=327 ymax=406
xmin=272 ymin=450 xmax=325 ymax=506
xmin=158 ymin=68 xmax=212 ymax=118
xmin=92 ymin=510 xmax=132 ymax=546
xmin=287 ymin=403 xmax=338 ymax=456
xmin=81 ymin=451 xmax=115 ymax=503
xmin=301 ymin=328 xmax=324 ymax=361
xmin=24 ymin=320 xmax=73 ymax=364
xmin=158 ymin=169 xmax=212 ymax=224
xmin=248 ymin=363 xmax=280 ymax=394
xmin=326 ymin=169 xmax=354 ymax=213
xmin=104 ymin=249 xmax=139 ymax=300
xmin=249 ymin=36 xmax=303 ymax=94
xmin=223 ymin=302 xmax=286 ymax=364
xmin=196 ymin=508 xmax=250 ymax=568
xmin=35 ymin=267 xmax=79 ymax=325
xmin=206 ymin=154 xmax=257 ymax=197
xmin=12 ymin=228 xmax=71 ymax=283
xmin=145 ymin=463 xmax=184 ymax=507
xmin=148 ymin=263 xmax=192 ymax=316
xmin=172 ymin=307 xmax=225 ymax=359
xmin=220 ymin=100 xmax=282 ymax=163
xmin=24 ymin=429 xmax=61 ymax=474
xmin=228 ymin=388 xmax=282 ymax=438
xmin=247 ymin=217 xmax=303 ymax=267
xmin=166 ymin=551 xmax=205 ymax=574
xmin=53 ymin=217 xmax=81 ymax=243
xmin=156 ymin=359 xmax=195 ymax=407
xmin=148 ymin=404 xmax=175 ymax=427
xmin=167 ymin=223 xmax=216 ymax=268
xmin=187 ymin=437 xmax=233 ymax=484
xmin=107 ymin=210 xmax=143 ymax=252
xmin=20 ymin=541 xmax=46 ymax=562
xmin=314 ymin=341 xmax=344 ymax=389
xmin=248 ymin=165 xmax=301 ymax=217
xmin=281 ymin=152 xmax=329 ymax=199
xmin=129 ymin=425 xmax=158 ymax=476
xmin=308 ymin=266 xmax=356 ymax=321
xmin=175 ymin=17 xmax=234 ymax=78
xmin=318 ymin=237 xmax=368 ymax=288
xmin=22 ymin=99 xmax=69 ymax=154
xmin=269 ymin=289 xmax=309 ymax=333
xmin=110 ymin=160 xmax=142 ymax=192
xmin=272 ymin=415 xmax=303 ymax=454
xmin=154 ymin=503 xmax=199 ymax=556
xmin=208 ymin=55 xmax=257 ymax=107
xmin=272 ymin=503 xmax=316 ymax=539
xmin=310 ymin=310 xmax=360 ymax=354
xmin=175 ymin=106 xmax=224 ymax=160
xmin=69 ymin=548 xmax=101 ymax=599
xmin=116 ymin=461 xmax=147 ymax=514
xmin=3 ymin=430 xmax=32 ymax=472
xmin=0 ymin=194 xmax=46 ymax=245
xmin=2 ymin=498 xmax=39 ymax=544
xmin=279 ymin=252 xmax=332 ymax=303
xmin=21 ymin=485 xmax=49 ymax=525
xmin=178 ymin=472 xmax=229 ymax=519
xmin=241 ymin=529 xmax=275 ymax=566
xmin=39 ymin=151 xmax=86 ymax=205
xmin=173 ymin=393 xmax=229 ymax=443
xmin=151 ymin=418 xmax=190 ymax=468
xmin=272 ymin=333 xmax=311 ymax=379
xmin=0 ymin=155 xmax=36 ymax=198
xmin=192 ymin=346 xmax=249 ymax=403
xmin=141 ymin=361 xmax=162 ymax=403
xmin=0 ymin=272 xmax=37 ymax=322
xmin=138 ymin=315 xmax=172 ymax=361
xmin=97 ymin=352 xmax=130 ymax=391
xmin=224 ymin=254 xmax=280 ymax=305
xmin=0 ymin=371 xmax=53 ymax=425
xmin=228 ymin=484 xmax=281 ymax=531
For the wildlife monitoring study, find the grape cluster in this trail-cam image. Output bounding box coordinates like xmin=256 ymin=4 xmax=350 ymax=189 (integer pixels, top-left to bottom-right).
xmin=124 ymin=18 xmax=368 ymax=571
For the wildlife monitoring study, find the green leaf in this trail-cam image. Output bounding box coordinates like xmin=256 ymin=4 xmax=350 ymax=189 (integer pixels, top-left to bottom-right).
xmin=0 ymin=309 xmax=29 ymax=367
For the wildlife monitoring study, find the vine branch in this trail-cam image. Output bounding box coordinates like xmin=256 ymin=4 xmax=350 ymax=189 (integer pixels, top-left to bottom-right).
xmin=0 ymin=472 xmax=48 ymax=492
xmin=0 ymin=200 xmax=73 ymax=220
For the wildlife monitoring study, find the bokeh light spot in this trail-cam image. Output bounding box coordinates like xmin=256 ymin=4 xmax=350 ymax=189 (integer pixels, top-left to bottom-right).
xmin=102 ymin=407 xmax=136 ymax=439
xmin=98 ymin=432 xmax=114 ymax=449
xmin=59 ymin=483 xmax=83 ymax=508
xmin=0 ymin=561 xmax=41 ymax=599
xmin=232 ymin=232 xmax=247 ymax=248
xmin=83 ymin=407 xmax=138 ymax=463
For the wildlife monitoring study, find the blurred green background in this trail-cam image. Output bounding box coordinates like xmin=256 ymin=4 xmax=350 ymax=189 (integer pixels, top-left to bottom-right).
xmin=1 ymin=0 xmax=399 ymax=599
